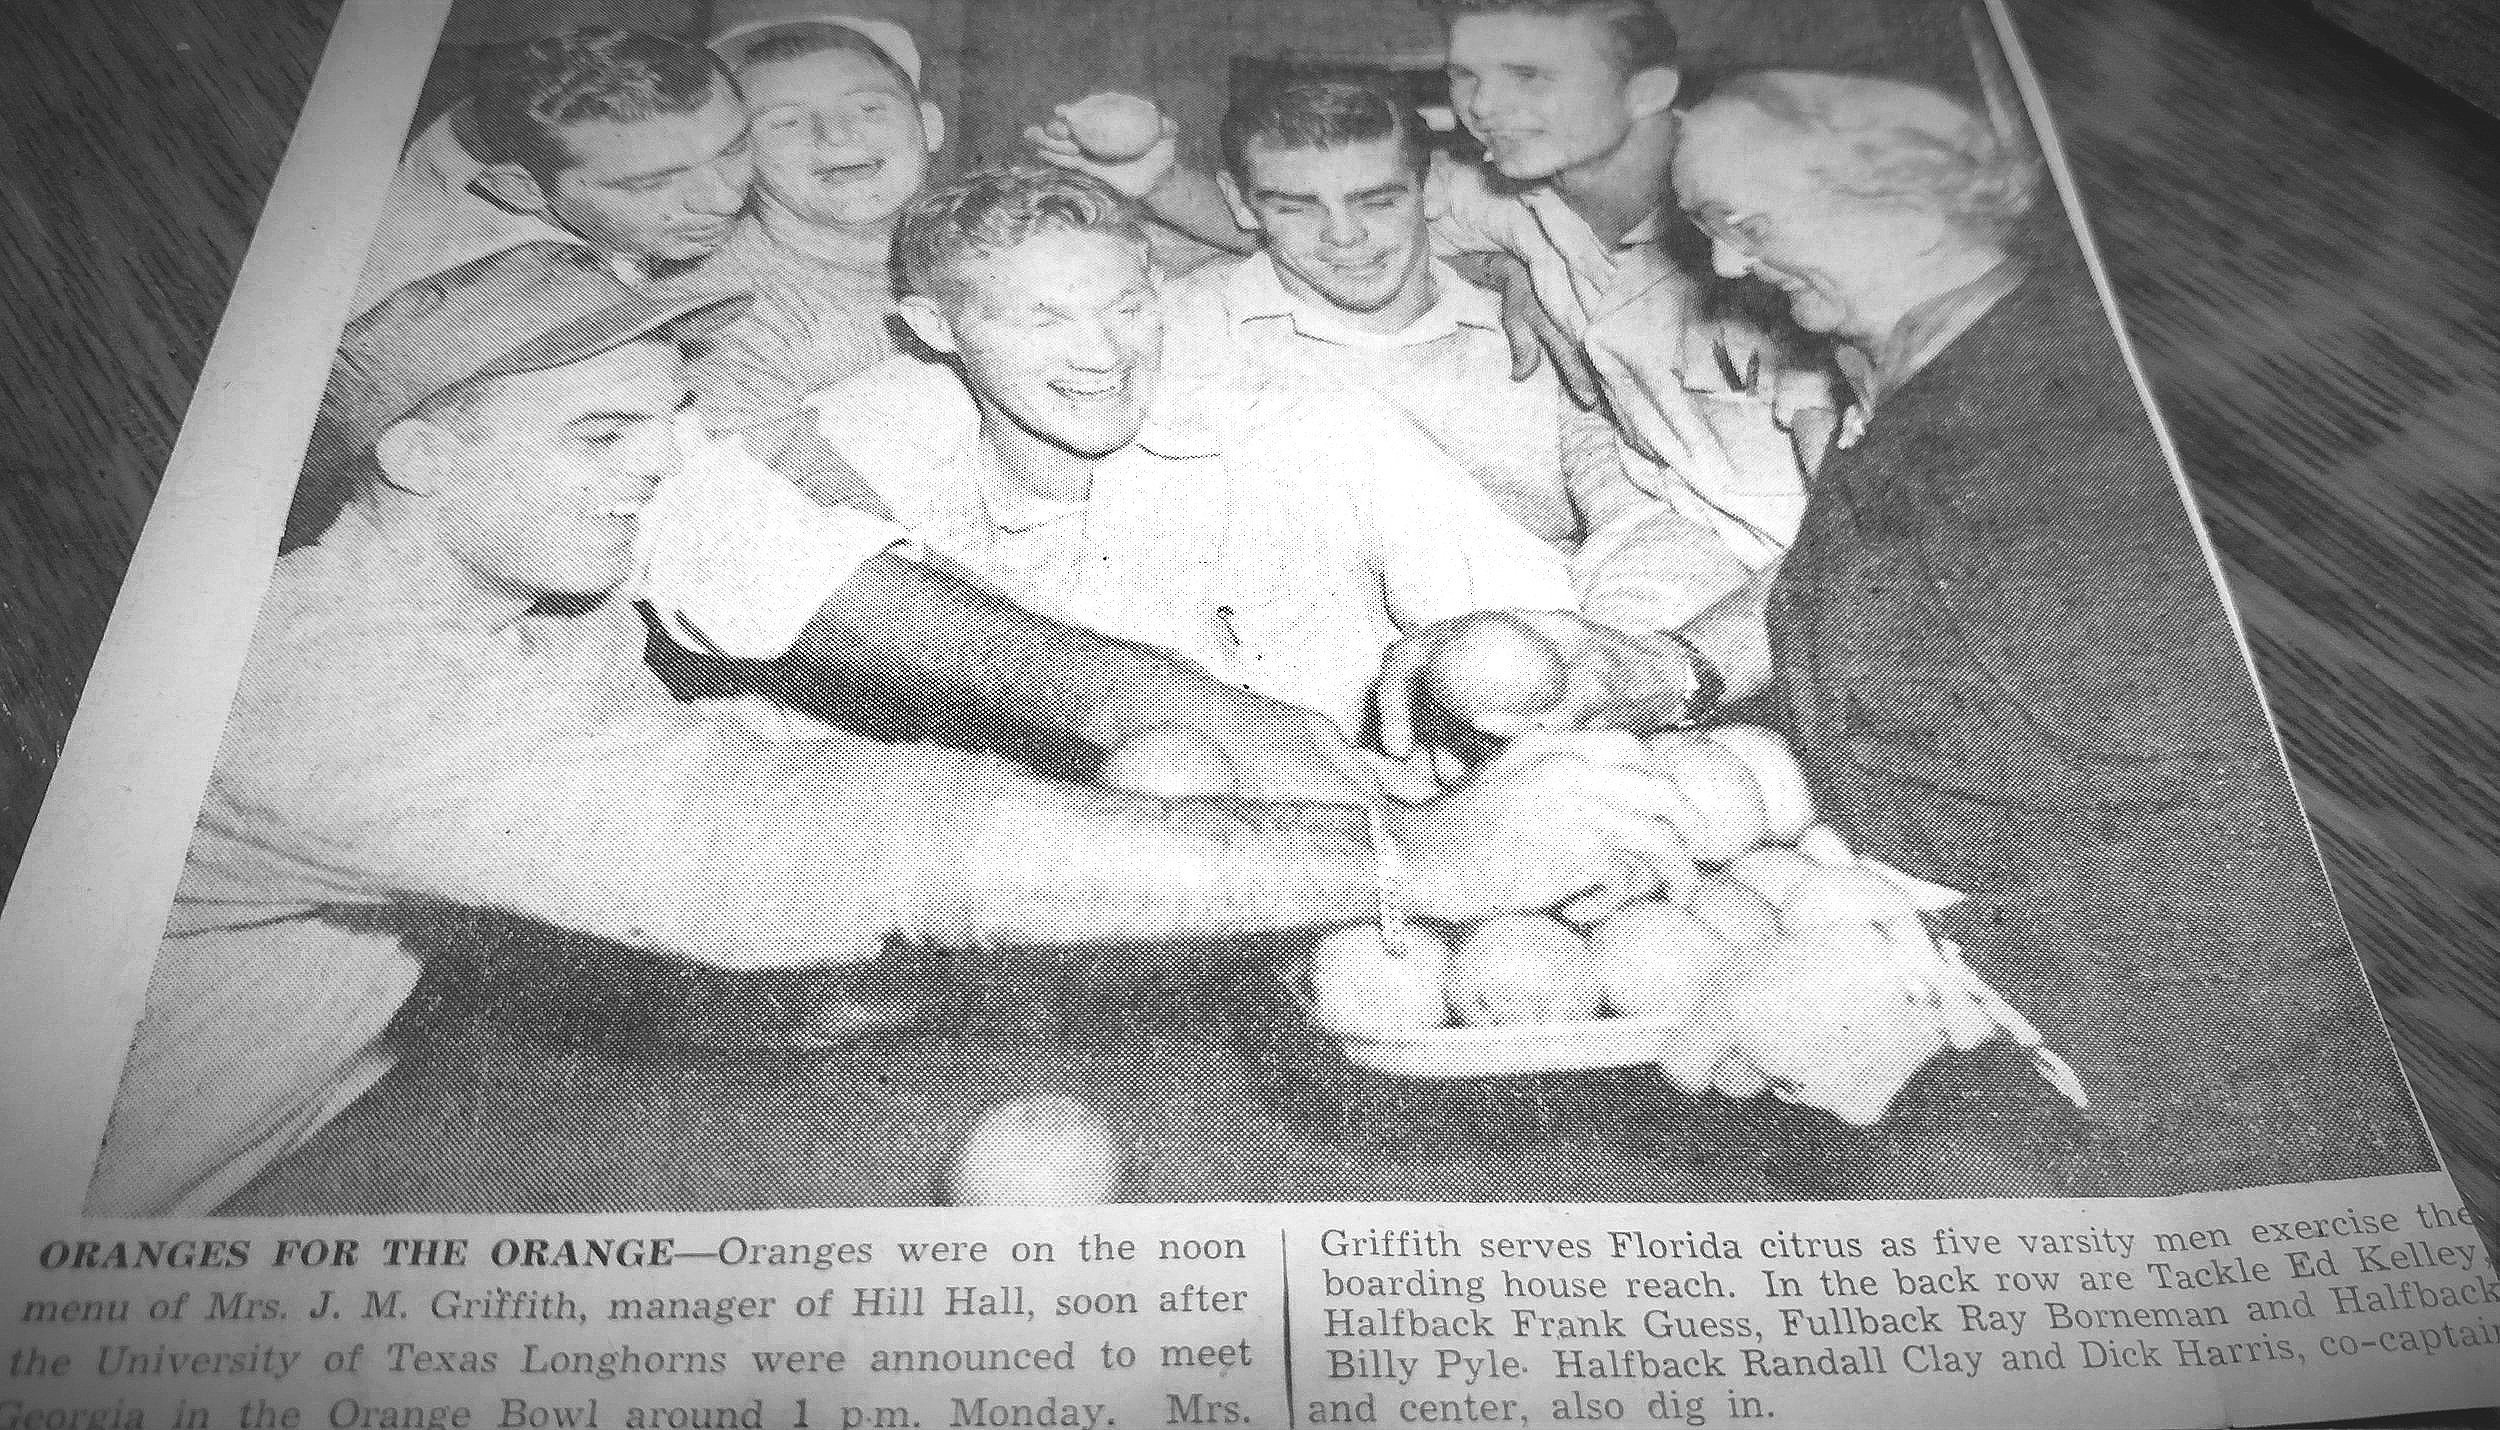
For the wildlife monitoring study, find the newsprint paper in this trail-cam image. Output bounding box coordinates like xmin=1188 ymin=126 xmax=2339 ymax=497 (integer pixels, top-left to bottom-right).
xmin=4 ymin=1 xmax=2498 ymax=1428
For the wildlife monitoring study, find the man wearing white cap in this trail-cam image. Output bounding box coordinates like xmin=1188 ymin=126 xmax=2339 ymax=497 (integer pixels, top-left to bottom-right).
xmin=89 ymin=243 xmax=1717 ymax=1215
xmin=663 ymin=9 xmax=948 ymax=439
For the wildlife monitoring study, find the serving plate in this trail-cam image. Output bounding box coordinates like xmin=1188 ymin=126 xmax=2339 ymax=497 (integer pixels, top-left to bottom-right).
xmin=1283 ymin=968 xmax=1706 ymax=1078
xmin=1281 ymin=959 xmax=2088 ymax=1109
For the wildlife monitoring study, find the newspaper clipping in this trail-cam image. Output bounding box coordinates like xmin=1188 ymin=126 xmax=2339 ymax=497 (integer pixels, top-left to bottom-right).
xmin=4 ymin=0 xmax=2497 ymax=1426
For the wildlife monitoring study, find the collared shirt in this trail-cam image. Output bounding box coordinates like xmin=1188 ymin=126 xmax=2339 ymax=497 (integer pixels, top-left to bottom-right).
xmin=1163 ymin=251 xmax=1592 ymax=548
xmin=1161 ymin=250 xmax=1735 ymax=632
xmin=655 ymin=207 xmax=909 ymax=440
xmin=1833 ymin=257 xmax=2031 ymax=442
xmin=1429 ymin=153 xmax=1829 ymax=572
xmin=87 ymin=504 xmax=1015 ymax=1215
xmin=810 ymin=351 xmax=1579 ymax=735
xmin=352 ymin=106 xmax=643 ymax=316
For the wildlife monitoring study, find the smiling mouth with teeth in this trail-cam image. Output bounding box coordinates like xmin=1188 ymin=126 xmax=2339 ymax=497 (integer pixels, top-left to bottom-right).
xmin=816 ymin=159 xmax=884 ymax=184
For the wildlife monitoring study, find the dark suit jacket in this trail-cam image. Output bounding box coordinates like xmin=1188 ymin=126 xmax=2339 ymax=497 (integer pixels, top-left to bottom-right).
xmin=1759 ymin=249 xmax=2424 ymax=1186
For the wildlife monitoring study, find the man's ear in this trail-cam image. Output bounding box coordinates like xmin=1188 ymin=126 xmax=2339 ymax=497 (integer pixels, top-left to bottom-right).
xmin=373 ymin=418 xmax=455 ymax=498
xmin=1625 ymin=66 xmax=1681 ymax=123
xmin=920 ymin=101 xmax=947 ymax=153
xmin=1215 ymin=171 xmax=1262 ymax=235
xmin=474 ymin=162 xmax=553 ymax=216
xmin=897 ymin=295 xmax=960 ymax=355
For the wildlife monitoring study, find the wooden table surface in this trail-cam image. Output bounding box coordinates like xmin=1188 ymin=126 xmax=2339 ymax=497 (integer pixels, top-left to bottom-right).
xmin=4 ymin=0 xmax=2496 ymax=1281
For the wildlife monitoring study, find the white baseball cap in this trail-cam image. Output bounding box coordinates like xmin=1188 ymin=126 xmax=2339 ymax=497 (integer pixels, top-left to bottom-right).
xmin=707 ymin=2 xmax=923 ymax=89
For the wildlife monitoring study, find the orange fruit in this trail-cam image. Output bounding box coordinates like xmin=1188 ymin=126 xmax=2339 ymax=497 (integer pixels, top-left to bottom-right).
xmin=1308 ymin=924 xmax=1452 ymax=1036
xmin=1699 ymin=724 xmax=1815 ymax=842
xmin=1645 ymin=739 xmax=1769 ymax=864
xmin=1589 ymin=900 xmax=1735 ymax=1022
xmin=1448 ymin=914 xmax=1600 ymax=1026
xmin=943 ymin=1095 xmax=1126 ymax=1205
xmin=1422 ymin=612 xmax=1567 ymax=734
xmin=1064 ymin=92 xmax=1164 ymax=161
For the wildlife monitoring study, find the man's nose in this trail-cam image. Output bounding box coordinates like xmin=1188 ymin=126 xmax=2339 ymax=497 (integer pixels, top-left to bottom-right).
xmin=1322 ymin=208 xmax=1364 ymax=249
xmin=814 ymin=111 xmax=866 ymax=151
xmin=628 ymin=426 xmax=681 ymax=482
xmin=1465 ymin=78 xmax=1510 ymax=125
xmin=1710 ymin=234 xmax=1754 ymax=280
xmin=1064 ymin=318 xmax=1121 ymax=368
xmin=688 ymin=160 xmax=745 ymax=216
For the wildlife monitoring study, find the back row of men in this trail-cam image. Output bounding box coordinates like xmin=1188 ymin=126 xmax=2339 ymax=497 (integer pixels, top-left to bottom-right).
xmin=356 ymin=0 xmax=1830 ymax=734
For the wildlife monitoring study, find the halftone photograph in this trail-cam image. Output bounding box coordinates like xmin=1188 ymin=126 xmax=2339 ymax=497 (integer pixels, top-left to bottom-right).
xmin=74 ymin=0 xmax=2439 ymax=1216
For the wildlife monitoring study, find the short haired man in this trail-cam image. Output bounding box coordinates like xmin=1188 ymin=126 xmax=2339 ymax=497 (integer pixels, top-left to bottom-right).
xmin=822 ymin=165 xmax=1579 ymax=737
xmin=1050 ymin=0 xmax=1830 ymax=625
xmin=660 ymin=12 xmax=948 ymax=437
xmin=1166 ymin=74 xmax=1593 ymax=549
xmin=354 ymin=27 xmax=751 ymax=314
xmin=87 ymin=243 xmax=1709 ymax=1215
xmin=1163 ymin=73 xmax=1744 ymax=627
xmin=1431 ymin=0 xmax=1829 ymax=571
xmin=1658 ymin=72 xmax=2426 ymax=1195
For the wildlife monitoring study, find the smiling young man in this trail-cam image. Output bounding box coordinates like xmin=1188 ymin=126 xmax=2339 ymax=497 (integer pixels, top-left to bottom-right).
xmin=1162 ymin=74 xmax=1596 ymax=551
xmin=1425 ymin=0 xmax=1832 ymax=583
xmin=354 ymin=27 xmax=753 ymax=315
xmin=660 ymin=14 xmax=945 ymax=438
xmin=812 ymin=165 xmax=1583 ymax=738
xmin=1161 ymin=73 xmax=1747 ymax=633
xmin=89 ymin=242 xmax=1717 ymax=1215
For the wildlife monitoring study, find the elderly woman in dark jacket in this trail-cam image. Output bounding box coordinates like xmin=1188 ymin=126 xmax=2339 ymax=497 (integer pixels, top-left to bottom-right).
xmin=1652 ymin=70 xmax=2428 ymax=1196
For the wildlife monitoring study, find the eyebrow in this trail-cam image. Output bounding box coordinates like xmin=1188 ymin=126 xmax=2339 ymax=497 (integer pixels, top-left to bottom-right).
xmin=752 ymin=81 xmax=908 ymax=109
xmin=1253 ymin=181 xmax=1410 ymax=205
xmin=592 ymin=130 xmax=750 ymax=188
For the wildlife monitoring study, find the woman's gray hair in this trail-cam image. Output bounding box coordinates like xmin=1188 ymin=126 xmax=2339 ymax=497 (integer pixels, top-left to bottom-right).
xmin=1707 ymin=70 xmax=2041 ymax=242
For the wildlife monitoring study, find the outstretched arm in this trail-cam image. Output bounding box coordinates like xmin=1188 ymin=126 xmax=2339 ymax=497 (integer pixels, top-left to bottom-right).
xmin=922 ymin=728 xmax=1708 ymax=948
xmin=640 ymin=421 xmax=1359 ymax=801
xmin=779 ymin=547 xmax=1364 ymax=802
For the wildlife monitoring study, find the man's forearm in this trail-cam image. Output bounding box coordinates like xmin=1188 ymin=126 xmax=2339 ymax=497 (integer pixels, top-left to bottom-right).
xmin=913 ymin=778 xmax=1379 ymax=951
xmin=785 ymin=549 xmax=1270 ymax=755
xmin=1143 ymin=166 xmax=1256 ymax=254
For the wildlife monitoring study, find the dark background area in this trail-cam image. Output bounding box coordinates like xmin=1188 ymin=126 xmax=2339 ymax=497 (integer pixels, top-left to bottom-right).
xmin=3 ymin=0 xmax=2497 ymax=1336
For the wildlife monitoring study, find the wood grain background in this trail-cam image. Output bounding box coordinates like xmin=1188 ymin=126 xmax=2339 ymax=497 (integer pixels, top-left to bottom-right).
xmin=3 ymin=0 xmax=2495 ymax=1294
